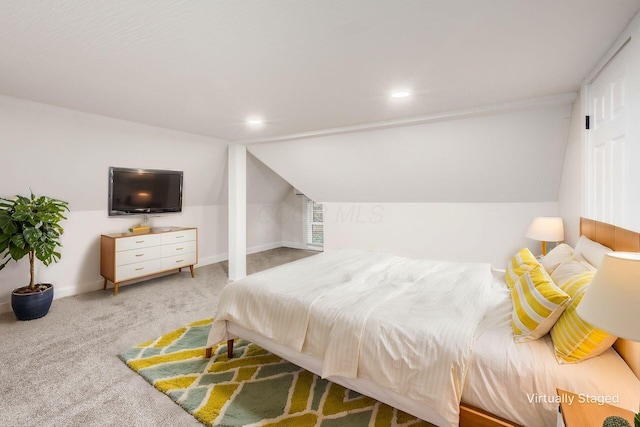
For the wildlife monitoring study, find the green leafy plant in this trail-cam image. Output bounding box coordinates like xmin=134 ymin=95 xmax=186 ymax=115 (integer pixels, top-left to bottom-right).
xmin=0 ymin=192 xmax=69 ymax=292
xmin=603 ymin=415 xmax=631 ymax=427
xmin=634 ymin=412 xmax=639 ymax=427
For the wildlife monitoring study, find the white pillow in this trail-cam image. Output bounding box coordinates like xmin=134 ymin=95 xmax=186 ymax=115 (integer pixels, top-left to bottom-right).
xmin=574 ymin=235 xmax=612 ymax=268
xmin=550 ymin=256 xmax=596 ymax=287
xmin=541 ymin=243 xmax=574 ymax=274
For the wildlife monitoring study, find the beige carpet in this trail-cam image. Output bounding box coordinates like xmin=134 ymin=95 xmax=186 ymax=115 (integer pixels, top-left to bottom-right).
xmin=0 ymin=248 xmax=316 ymax=427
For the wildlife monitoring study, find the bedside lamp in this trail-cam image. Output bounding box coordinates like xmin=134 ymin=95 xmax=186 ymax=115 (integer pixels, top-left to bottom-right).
xmin=577 ymin=252 xmax=640 ymax=342
xmin=525 ymin=217 xmax=564 ymax=256
xmin=577 ymin=252 xmax=640 ymax=422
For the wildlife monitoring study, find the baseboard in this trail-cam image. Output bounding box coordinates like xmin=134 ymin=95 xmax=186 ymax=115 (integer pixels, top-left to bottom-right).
xmin=197 ymin=253 xmax=228 ymax=267
xmin=0 ymin=242 xmax=306 ymax=314
xmin=0 ymin=279 xmax=103 ymax=315
xmin=0 ymin=301 xmax=10 ymax=315
xmin=197 ymin=241 xmax=303 ymax=267
xmin=281 ymin=241 xmax=306 ymax=250
xmin=54 ymin=279 xmax=104 ymax=299
xmin=247 ymin=241 xmax=284 ymax=254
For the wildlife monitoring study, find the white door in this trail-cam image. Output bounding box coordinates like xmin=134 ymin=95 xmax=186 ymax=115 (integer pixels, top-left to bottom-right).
xmin=586 ymin=45 xmax=629 ymax=228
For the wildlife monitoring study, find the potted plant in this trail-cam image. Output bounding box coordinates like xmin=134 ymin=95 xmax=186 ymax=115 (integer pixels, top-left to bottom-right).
xmin=0 ymin=192 xmax=69 ymax=320
xmin=602 ymin=416 xmax=631 ymax=427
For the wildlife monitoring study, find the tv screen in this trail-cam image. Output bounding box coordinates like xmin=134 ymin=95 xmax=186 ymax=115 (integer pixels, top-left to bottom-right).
xmin=108 ymin=167 xmax=183 ymax=216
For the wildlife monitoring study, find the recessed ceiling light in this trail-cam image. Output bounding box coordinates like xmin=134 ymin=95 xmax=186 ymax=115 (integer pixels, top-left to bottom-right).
xmin=391 ymin=91 xmax=411 ymax=99
xmin=246 ymin=118 xmax=264 ymax=125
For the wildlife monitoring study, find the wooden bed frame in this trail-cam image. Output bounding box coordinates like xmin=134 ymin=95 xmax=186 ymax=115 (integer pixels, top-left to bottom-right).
xmin=460 ymin=218 xmax=640 ymax=426
xmin=205 ymin=217 xmax=640 ymax=427
xmin=579 ymin=217 xmax=640 ymax=380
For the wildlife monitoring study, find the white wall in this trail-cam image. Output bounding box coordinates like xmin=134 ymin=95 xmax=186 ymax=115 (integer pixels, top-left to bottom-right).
xmin=0 ymin=95 xmax=303 ymax=313
xmin=558 ymin=96 xmax=584 ymax=246
xmin=246 ymin=152 xmax=304 ymax=251
xmin=248 ymin=102 xmax=573 ymax=204
xmin=281 ymin=190 xmax=306 ymax=249
xmin=324 ymin=202 xmax=558 ymax=267
xmin=249 ymin=102 xmax=572 ymax=266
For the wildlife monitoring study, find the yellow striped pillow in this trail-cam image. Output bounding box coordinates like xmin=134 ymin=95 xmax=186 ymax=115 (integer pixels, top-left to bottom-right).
xmin=505 ymin=248 xmax=538 ymax=289
xmin=550 ymin=272 xmax=617 ymax=363
xmin=511 ymin=264 xmax=571 ymax=343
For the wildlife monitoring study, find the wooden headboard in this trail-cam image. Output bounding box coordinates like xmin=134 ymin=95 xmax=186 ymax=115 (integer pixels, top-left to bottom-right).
xmin=580 ymin=217 xmax=640 ymax=379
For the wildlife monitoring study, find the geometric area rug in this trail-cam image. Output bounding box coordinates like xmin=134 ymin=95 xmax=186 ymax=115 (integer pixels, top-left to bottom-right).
xmin=119 ymin=318 xmax=434 ymax=427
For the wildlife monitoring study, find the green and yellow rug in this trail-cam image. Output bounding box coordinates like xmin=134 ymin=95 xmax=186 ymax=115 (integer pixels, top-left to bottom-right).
xmin=119 ymin=319 xmax=433 ymax=427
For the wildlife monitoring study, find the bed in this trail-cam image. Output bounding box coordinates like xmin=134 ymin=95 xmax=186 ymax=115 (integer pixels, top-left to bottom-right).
xmin=205 ymin=218 xmax=640 ymax=426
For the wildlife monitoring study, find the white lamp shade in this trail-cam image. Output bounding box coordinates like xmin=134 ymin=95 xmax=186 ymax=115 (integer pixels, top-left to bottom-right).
xmin=577 ymin=252 xmax=640 ymax=342
xmin=525 ymin=217 xmax=564 ymax=242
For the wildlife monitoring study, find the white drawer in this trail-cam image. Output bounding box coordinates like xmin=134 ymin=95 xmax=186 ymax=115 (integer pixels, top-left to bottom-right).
xmin=116 ymin=259 xmax=163 ymax=282
xmin=116 ymin=234 xmax=162 ymax=252
xmin=162 ymin=252 xmax=197 ymax=270
xmin=161 ymin=229 xmax=196 ymax=245
xmin=116 ymin=246 xmax=162 ymax=266
xmin=161 ymin=241 xmax=197 ymax=258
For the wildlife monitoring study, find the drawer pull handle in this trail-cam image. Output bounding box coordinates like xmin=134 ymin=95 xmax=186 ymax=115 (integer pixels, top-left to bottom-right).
xmin=136 ymin=240 xmax=144 ymax=243
xmin=176 ymin=247 xmax=184 ymax=250
xmin=135 ymin=254 xmax=144 ymax=257
xmin=135 ymin=267 xmax=144 ymax=271
xmin=176 ymin=259 xmax=184 ymax=263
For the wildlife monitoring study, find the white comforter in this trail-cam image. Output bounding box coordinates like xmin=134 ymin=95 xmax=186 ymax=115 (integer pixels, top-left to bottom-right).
xmin=207 ymin=250 xmax=494 ymax=426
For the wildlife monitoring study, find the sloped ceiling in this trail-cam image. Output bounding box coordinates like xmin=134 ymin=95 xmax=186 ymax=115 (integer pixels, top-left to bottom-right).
xmin=0 ymin=0 xmax=638 ymax=142
xmin=247 ymin=152 xmax=292 ymax=204
xmin=2 ymin=1 xmax=638 ymax=207
xmin=248 ymin=102 xmax=574 ymax=203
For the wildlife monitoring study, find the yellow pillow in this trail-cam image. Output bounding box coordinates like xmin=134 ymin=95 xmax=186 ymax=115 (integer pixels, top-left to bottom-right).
xmin=550 ymin=272 xmax=617 ymax=363
xmin=505 ymin=248 xmax=538 ymax=289
xmin=511 ymin=264 xmax=571 ymax=342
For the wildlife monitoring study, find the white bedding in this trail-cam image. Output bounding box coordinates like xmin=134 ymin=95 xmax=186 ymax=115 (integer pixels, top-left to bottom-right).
xmin=463 ymin=272 xmax=640 ymax=427
xmin=207 ymin=250 xmax=640 ymax=427
xmin=207 ymin=249 xmax=494 ymax=426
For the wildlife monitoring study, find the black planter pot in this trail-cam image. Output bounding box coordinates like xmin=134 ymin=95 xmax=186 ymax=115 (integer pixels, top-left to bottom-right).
xmin=11 ymin=284 xmax=54 ymax=321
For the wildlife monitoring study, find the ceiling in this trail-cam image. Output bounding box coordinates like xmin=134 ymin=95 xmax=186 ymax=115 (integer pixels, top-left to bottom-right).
xmin=1 ymin=0 xmax=639 ymax=142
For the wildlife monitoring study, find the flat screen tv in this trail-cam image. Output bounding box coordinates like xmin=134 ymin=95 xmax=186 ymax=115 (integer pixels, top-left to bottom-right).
xmin=108 ymin=167 xmax=183 ymax=216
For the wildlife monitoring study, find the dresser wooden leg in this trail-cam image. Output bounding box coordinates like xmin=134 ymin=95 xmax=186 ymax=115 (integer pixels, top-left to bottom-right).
xmin=189 ymin=265 xmax=195 ymax=278
xmin=205 ymin=347 xmax=212 ymax=358
xmin=114 ymin=283 xmax=119 ymax=296
xmin=103 ymin=278 xmax=107 ymax=290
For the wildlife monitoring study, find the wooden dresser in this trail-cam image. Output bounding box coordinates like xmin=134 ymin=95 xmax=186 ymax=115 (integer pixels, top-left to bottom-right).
xmin=100 ymin=227 xmax=198 ymax=295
